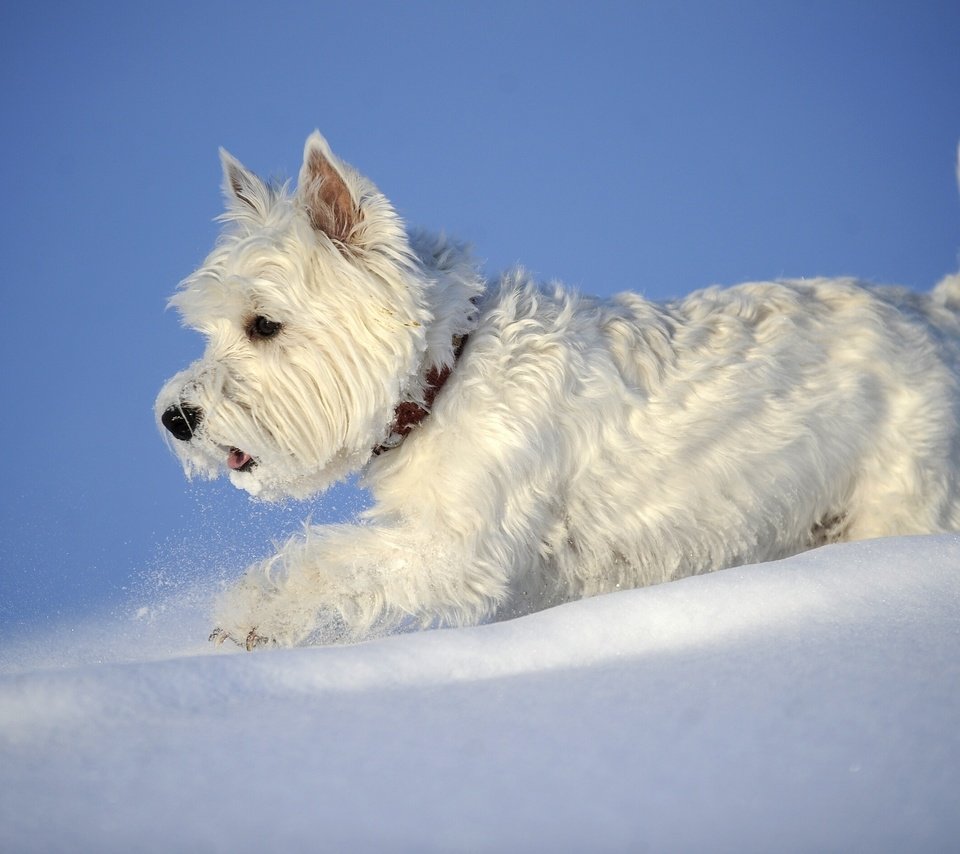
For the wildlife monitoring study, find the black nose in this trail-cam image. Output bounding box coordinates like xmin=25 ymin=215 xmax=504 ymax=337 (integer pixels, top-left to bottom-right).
xmin=161 ymin=404 xmax=203 ymax=441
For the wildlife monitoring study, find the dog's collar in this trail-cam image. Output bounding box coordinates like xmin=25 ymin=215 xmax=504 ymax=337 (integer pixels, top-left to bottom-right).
xmin=373 ymin=335 xmax=468 ymax=455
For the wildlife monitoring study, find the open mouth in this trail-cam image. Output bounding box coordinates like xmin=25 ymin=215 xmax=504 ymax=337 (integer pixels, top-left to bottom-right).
xmin=227 ymin=448 xmax=256 ymax=473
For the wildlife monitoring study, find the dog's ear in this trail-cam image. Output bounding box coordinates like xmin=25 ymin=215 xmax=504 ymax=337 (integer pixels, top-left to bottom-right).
xmin=219 ymin=148 xmax=267 ymax=214
xmin=297 ymin=131 xmax=360 ymax=244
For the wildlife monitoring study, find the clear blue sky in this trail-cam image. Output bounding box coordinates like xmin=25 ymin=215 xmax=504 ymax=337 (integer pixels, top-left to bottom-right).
xmin=1 ymin=1 xmax=958 ymax=625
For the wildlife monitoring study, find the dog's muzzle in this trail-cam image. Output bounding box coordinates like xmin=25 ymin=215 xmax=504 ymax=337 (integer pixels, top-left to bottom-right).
xmin=161 ymin=404 xmax=203 ymax=442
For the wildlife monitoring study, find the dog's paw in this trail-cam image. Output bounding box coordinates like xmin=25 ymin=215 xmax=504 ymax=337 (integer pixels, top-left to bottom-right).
xmin=208 ymin=627 xmax=274 ymax=652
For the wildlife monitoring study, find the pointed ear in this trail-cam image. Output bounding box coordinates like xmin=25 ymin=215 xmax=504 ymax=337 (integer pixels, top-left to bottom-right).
xmin=297 ymin=131 xmax=360 ymax=243
xmin=219 ymin=148 xmax=265 ymax=212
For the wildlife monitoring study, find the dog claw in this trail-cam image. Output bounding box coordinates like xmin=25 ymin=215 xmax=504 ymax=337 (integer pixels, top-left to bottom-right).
xmin=245 ymin=629 xmax=269 ymax=651
xmin=208 ymin=627 xmax=272 ymax=650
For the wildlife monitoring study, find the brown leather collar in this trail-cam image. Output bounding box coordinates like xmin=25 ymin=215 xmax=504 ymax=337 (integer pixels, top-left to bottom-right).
xmin=373 ymin=335 xmax=468 ymax=455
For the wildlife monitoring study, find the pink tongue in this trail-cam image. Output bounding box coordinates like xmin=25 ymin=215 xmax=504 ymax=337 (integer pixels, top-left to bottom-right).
xmin=228 ymin=448 xmax=253 ymax=470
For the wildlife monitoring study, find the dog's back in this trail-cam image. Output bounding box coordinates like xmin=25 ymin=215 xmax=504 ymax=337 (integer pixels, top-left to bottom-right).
xmin=525 ymin=275 xmax=960 ymax=598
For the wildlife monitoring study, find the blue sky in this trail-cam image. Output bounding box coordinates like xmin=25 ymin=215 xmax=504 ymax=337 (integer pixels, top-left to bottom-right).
xmin=1 ymin=1 xmax=958 ymax=625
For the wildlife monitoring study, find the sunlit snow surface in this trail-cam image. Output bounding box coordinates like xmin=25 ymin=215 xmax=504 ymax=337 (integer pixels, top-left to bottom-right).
xmin=2 ymin=535 xmax=959 ymax=852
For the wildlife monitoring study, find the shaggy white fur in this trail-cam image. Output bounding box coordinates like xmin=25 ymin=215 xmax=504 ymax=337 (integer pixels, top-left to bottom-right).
xmin=156 ymin=132 xmax=960 ymax=648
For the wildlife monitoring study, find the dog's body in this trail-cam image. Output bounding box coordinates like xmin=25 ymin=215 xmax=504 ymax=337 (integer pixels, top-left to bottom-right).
xmin=157 ymin=132 xmax=960 ymax=648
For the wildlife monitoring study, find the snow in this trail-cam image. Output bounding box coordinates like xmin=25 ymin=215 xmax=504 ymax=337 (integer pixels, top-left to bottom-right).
xmin=2 ymin=535 xmax=959 ymax=852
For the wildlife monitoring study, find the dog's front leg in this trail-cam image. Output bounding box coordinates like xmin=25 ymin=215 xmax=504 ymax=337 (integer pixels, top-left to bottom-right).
xmin=210 ymin=521 xmax=508 ymax=648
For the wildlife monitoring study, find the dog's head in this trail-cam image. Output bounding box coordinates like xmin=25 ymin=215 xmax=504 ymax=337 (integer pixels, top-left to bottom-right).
xmin=155 ymin=132 xmax=433 ymax=500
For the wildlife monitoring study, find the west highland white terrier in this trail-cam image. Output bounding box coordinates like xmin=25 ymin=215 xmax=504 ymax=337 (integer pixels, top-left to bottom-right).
xmin=156 ymin=132 xmax=960 ymax=649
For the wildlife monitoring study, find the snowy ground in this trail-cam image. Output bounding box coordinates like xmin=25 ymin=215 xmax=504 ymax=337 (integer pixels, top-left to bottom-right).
xmin=1 ymin=534 xmax=958 ymax=853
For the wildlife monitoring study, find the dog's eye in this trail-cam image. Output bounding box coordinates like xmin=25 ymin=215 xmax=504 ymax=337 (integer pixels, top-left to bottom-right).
xmin=249 ymin=316 xmax=282 ymax=339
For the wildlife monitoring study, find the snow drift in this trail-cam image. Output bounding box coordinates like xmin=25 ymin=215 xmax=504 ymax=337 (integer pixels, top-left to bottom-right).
xmin=1 ymin=534 xmax=959 ymax=852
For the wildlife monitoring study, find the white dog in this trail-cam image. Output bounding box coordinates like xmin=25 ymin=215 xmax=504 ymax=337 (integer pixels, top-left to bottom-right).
xmin=156 ymin=132 xmax=960 ymax=649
